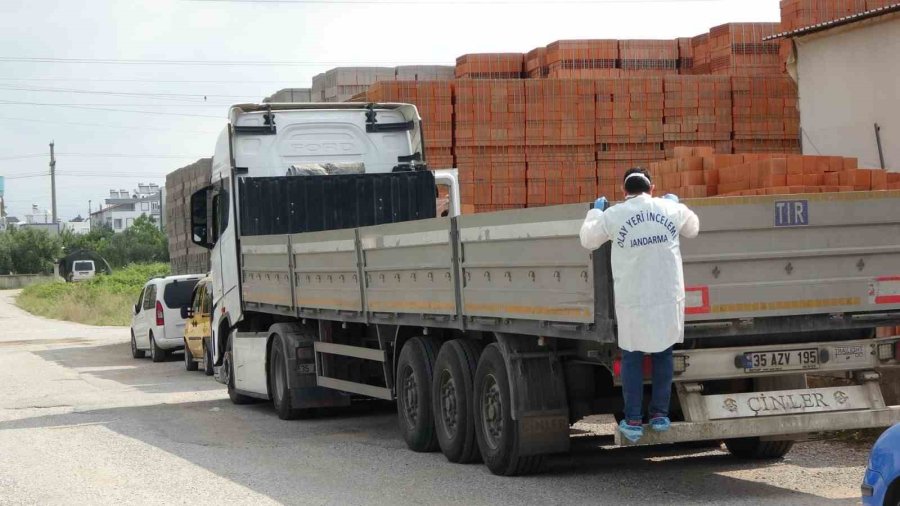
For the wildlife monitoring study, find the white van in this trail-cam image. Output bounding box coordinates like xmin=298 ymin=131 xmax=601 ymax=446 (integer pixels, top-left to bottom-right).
xmin=130 ymin=274 xmax=202 ymax=362
xmin=69 ymin=260 xmax=96 ymax=282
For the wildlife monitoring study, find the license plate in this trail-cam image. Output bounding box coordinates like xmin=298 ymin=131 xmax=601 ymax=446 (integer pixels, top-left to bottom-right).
xmin=743 ymin=348 xmax=819 ymax=373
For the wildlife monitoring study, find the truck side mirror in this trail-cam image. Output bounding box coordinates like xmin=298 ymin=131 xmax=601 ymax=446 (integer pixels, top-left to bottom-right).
xmin=190 ymin=187 xmax=213 ymax=249
xmin=133 ymin=303 xmax=140 ymax=315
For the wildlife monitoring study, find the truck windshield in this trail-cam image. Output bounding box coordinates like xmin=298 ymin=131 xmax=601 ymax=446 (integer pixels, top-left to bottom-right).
xmin=73 ymin=261 xmax=94 ymax=271
xmin=163 ymin=279 xmax=199 ymax=309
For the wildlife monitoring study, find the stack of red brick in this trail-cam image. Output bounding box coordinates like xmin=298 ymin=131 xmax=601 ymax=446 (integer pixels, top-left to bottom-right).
xmin=454 ymin=80 xmax=527 ymax=212
xmin=455 ymin=54 xmax=523 ymax=79
xmin=651 ymin=146 xmax=900 ymax=198
xmin=707 ymin=23 xmax=783 ymax=77
xmin=731 ymin=75 xmax=800 ymax=153
xmin=779 ymin=0 xmax=895 ymax=32
xmin=525 ymin=79 xmax=597 ymax=207
xmin=595 ymin=78 xmax=666 ymax=198
xmin=662 ymin=76 xmax=733 ymax=157
xmin=365 ymin=81 xmax=454 ymax=168
xmin=619 ymin=40 xmax=679 ymax=76
xmin=544 ymin=40 xmax=620 ymax=79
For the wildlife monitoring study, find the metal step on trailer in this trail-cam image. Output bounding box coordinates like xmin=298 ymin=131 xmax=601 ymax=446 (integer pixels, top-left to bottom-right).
xmin=615 ymin=406 xmax=900 ymax=446
xmin=615 ymin=373 xmax=900 ymax=446
xmin=313 ymin=341 xmax=394 ymax=401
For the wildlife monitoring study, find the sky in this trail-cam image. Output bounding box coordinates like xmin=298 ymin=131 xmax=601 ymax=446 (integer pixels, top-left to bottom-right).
xmin=0 ymin=0 xmax=780 ymax=220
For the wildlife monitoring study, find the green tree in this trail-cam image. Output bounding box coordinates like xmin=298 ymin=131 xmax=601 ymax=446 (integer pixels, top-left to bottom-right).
xmin=4 ymin=228 xmax=60 ymax=274
xmin=98 ymin=215 xmax=168 ymax=267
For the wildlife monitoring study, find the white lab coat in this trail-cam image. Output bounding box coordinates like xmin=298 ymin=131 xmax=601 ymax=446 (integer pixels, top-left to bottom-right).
xmin=580 ymin=194 xmax=700 ymax=353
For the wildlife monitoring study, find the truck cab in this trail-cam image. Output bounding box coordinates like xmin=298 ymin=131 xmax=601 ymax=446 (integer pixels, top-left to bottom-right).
xmin=190 ymin=103 xmax=458 ymax=372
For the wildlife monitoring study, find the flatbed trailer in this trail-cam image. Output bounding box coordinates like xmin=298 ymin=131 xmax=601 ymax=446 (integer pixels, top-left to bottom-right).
xmin=193 ymin=103 xmax=900 ymax=476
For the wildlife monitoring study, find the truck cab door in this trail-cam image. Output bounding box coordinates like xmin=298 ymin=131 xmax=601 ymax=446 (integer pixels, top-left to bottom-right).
xmin=209 ymin=178 xmax=241 ymax=362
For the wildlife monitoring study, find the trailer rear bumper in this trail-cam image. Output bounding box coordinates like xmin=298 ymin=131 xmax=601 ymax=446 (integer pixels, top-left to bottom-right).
xmin=615 ymin=405 xmax=900 ymax=446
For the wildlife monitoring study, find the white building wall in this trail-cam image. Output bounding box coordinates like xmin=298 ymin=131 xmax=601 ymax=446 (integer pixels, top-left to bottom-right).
xmin=796 ymin=14 xmax=900 ymax=171
xmin=64 ymin=221 xmax=91 ymax=235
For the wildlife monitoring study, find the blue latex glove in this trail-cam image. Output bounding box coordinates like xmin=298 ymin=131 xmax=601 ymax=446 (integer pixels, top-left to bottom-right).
xmin=593 ymin=197 xmax=609 ymax=211
xmin=662 ymin=194 xmax=680 ymax=203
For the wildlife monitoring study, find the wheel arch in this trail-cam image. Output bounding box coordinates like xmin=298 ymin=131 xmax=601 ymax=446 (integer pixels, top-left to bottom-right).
xmin=215 ymin=314 xmax=232 ymax=366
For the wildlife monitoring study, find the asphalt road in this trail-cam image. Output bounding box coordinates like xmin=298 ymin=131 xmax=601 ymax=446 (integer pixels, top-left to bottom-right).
xmin=0 ymin=290 xmax=874 ymax=505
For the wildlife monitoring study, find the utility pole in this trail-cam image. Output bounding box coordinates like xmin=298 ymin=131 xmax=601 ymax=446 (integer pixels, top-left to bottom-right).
xmin=88 ymin=200 xmax=92 ymax=231
xmin=49 ymin=141 xmax=57 ymax=224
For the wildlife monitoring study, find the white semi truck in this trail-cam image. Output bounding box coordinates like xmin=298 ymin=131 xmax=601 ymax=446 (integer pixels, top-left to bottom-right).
xmin=190 ymin=102 xmax=900 ymax=476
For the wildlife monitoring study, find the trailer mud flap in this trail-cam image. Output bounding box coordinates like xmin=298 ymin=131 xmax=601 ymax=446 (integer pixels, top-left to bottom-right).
xmin=496 ymin=334 xmax=571 ymax=456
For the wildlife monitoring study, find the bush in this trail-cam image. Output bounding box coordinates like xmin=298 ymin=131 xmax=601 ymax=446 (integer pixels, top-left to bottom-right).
xmin=60 ymin=215 xmax=168 ymax=268
xmin=0 ymin=227 xmax=61 ymax=274
xmin=17 ymin=263 xmax=171 ymax=326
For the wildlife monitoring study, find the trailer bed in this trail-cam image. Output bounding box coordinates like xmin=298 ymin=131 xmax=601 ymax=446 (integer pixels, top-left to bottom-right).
xmin=239 ymin=190 xmax=900 ymax=340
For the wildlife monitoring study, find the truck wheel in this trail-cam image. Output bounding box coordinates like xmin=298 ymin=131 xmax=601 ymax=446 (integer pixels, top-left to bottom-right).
xmin=131 ymin=332 xmax=145 ymax=359
xmin=150 ymin=333 xmax=166 ymax=363
xmin=473 ymin=344 xmax=545 ymax=476
xmin=724 ymin=437 xmax=794 ymax=459
xmin=184 ymin=340 xmax=198 ymax=371
xmin=268 ymin=334 xmax=312 ymax=420
xmin=224 ymin=334 xmax=255 ymax=405
xmin=202 ymin=340 xmax=214 ymax=376
xmin=396 ymin=336 xmax=441 ymax=452
xmin=432 ymin=339 xmax=482 ymax=463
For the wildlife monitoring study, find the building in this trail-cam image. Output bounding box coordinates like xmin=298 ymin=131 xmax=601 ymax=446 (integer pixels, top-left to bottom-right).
xmin=91 ymin=183 xmax=162 ymax=233
xmin=0 ymin=216 xmax=17 ymax=232
xmin=63 ymin=216 xmax=90 ymax=235
xmin=24 ymin=205 xmax=53 ymax=225
xmin=775 ymin=4 xmax=900 ymax=170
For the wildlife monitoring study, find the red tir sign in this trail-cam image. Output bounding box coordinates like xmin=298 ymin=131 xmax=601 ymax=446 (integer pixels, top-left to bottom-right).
xmin=685 ymin=286 xmax=710 ymax=315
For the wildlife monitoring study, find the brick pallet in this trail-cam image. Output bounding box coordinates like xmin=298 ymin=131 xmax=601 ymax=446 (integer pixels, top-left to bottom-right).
xmin=545 ymin=40 xmax=620 ymax=79
xmin=165 ymin=158 xmax=212 ymax=275
xmin=662 ymin=75 xmax=733 ymax=150
xmin=618 ymin=40 xmax=679 ymax=76
xmin=455 ymin=54 xmax=524 ymax=79
xmin=779 ymin=0 xmax=891 ymax=33
xmin=651 ymin=146 xmax=900 ymax=198
xmin=708 ymin=23 xmax=782 ymax=76
xmin=366 ymin=81 xmax=453 ymax=166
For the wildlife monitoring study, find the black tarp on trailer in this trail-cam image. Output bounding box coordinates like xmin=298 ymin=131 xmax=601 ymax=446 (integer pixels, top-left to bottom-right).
xmin=239 ymin=170 xmax=438 ymax=236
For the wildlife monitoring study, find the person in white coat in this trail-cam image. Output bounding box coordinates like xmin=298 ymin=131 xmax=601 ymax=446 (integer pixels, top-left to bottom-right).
xmin=579 ymin=167 xmax=700 ymax=442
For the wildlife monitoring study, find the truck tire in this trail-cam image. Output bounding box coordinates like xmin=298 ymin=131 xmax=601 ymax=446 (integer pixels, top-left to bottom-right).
xmin=202 ymin=340 xmax=214 ymax=376
xmin=432 ymin=339 xmax=482 ymax=463
xmin=184 ymin=340 xmax=198 ymax=371
xmin=131 ymin=332 xmax=145 ymax=359
xmin=724 ymin=437 xmax=794 ymax=459
xmin=150 ymin=333 xmax=166 ymax=363
xmin=396 ymin=336 xmax=441 ymax=453
xmin=268 ymin=334 xmax=312 ymax=420
xmin=473 ymin=344 xmax=545 ymax=476
xmin=224 ymin=334 xmax=255 ymax=405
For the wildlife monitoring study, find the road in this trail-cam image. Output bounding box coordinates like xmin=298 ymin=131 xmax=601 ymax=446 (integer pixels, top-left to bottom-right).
xmin=0 ymin=290 xmax=873 ymax=505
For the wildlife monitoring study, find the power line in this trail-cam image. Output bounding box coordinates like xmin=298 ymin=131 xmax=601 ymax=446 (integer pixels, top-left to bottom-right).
xmin=0 ymin=101 xmax=222 ymax=118
xmin=0 ymin=154 xmax=46 ymax=161
xmin=187 ymin=0 xmax=722 ymax=4
xmin=0 ymin=115 xmax=219 ymax=134
xmin=0 ymin=56 xmax=442 ymax=66
xmin=0 ymin=78 xmax=301 ymax=84
xmin=2 ymin=152 xmax=207 ymax=160
xmin=0 ymin=83 xmax=259 ymax=100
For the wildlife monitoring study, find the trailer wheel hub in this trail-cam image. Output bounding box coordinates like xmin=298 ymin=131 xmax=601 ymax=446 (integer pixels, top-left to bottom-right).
xmin=439 ymin=370 xmax=458 ymax=438
xmin=401 ymin=367 xmax=418 ymax=427
xmin=482 ymin=374 xmax=503 ymax=449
